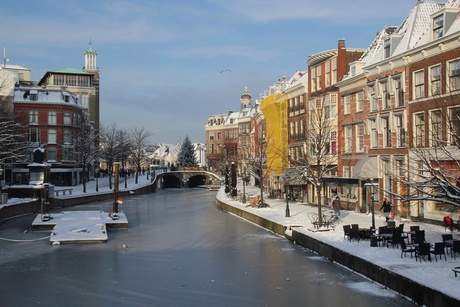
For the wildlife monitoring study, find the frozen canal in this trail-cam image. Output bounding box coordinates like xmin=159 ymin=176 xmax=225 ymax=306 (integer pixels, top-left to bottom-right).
xmin=0 ymin=189 xmax=414 ymax=306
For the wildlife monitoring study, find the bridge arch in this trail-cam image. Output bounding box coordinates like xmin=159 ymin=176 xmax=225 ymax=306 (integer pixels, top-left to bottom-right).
xmin=152 ymin=170 xmax=221 ymax=189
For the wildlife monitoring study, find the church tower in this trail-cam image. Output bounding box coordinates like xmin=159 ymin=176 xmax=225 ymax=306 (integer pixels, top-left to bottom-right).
xmin=83 ymin=40 xmax=100 ymax=132
xmin=240 ymin=86 xmax=252 ymax=112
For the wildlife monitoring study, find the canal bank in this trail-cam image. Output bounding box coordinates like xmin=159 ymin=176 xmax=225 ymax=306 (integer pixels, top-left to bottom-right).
xmin=215 ymin=189 xmax=460 ymax=307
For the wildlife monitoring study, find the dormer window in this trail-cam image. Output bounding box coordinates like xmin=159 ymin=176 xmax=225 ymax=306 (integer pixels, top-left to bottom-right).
xmin=433 ymin=14 xmax=444 ymax=39
xmin=384 ymin=39 xmax=391 ymax=58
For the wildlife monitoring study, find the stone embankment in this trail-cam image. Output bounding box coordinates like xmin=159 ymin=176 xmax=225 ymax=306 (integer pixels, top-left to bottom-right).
xmin=215 ymin=198 xmax=459 ymax=307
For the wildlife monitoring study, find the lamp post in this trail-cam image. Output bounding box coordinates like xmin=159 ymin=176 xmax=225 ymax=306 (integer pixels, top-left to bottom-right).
xmin=285 ymin=174 xmax=290 ymax=217
xmin=365 ymin=178 xmax=378 ymax=247
xmin=242 ymin=167 xmax=247 ymax=204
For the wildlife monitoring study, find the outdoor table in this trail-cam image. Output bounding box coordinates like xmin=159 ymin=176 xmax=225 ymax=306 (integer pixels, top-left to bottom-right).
xmin=380 ymin=233 xmax=393 ymax=246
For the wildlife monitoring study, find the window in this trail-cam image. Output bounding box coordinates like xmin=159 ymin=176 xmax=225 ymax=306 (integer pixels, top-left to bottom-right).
xmin=64 ymin=112 xmax=71 ymax=126
xmin=396 ymin=158 xmax=405 ymax=177
xmin=430 ymin=65 xmax=441 ymax=96
xmin=449 ymin=107 xmax=460 ymax=146
xmin=77 ymin=75 xmax=91 ymax=87
xmin=63 ymin=130 xmax=71 ymax=144
xmin=311 ymin=68 xmax=316 ymax=92
xmin=53 ymin=74 xmax=65 ymax=86
xmin=330 ymin=131 xmax=337 ymax=155
xmin=356 ymin=91 xmax=363 ymax=112
xmin=62 ymin=146 xmax=74 ymax=161
xmin=63 ymin=93 xmax=70 ymax=103
xmin=381 ymin=80 xmax=390 ymax=109
xmin=369 ymin=118 xmax=378 ymax=148
xmin=448 ymin=59 xmax=460 ymax=91
xmin=47 ymin=147 xmax=57 ymax=162
xmin=316 ymin=66 xmax=321 ymax=91
xmin=344 ymin=126 xmax=352 ymax=153
xmin=394 ymin=113 xmax=406 ymax=147
xmin=67 ymin=75 xmax=77 ymax=86
xmin=332 ymin=58 xmax=337 ymax=84
xmin=28 ymin=128 xmax=40 ymax=144
xmin=414 ymin=113 xmax=425 ymax=147
xmin=356 ymin=123 xmax=364 ymax=152
xmin=29 ymin=111 xmax=38 ymax=125
xmin=431 ymin=110 xmax=442 ymax=146
xmin=368 ymin=83 xmax=378 ymax=111
xmin=343 ymin=95 xmax=350 ymax=115
xmin=381 ymin=116 xmax=391 ymax=148
xmin=414 ymin=70 xmax=425 ymax=99
xmin=48 ymin=111 xmax=57 ymax=125
xmin=433 ymin=14 xmax=444 ymax=39
xmin=30 ymin=90 xmax=38 ymax=101
xmin=48 ymin=129 xmax=57 ymax=144
xmin=393 ymin=75 xmax=404 ymax=107
xmin=325 ymin=61 xmax=330 ymax=87
xmin=384 ymin=39 xmax=391 ymax=58
xmin=80 ymin=94 xmax=89 ymax=109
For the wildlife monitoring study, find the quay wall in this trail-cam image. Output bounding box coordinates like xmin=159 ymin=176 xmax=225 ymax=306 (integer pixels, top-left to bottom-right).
xmin=216 ymin=198 xmax=459 ymax=307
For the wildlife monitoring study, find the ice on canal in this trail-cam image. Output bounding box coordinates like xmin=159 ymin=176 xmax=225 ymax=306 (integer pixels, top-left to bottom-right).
xmin=31 ymin=210 xmax=128 ymax=244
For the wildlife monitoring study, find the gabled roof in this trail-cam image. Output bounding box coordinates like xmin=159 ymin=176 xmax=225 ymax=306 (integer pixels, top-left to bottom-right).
xmin=361 ymin=1 xmax=445 ymax=68
xmin=394 ymin=1 xmax=444 ymax=53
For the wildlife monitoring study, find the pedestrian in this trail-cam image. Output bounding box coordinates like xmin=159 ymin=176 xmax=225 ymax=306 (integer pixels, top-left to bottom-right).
xmin=379 ymin=198 xmax=392 ymax=222
xmin=332 ymin=196 xmax=341 ymax=216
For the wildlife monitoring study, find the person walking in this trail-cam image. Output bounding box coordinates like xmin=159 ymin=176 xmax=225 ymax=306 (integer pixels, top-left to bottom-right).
xmin=332 ymin=196 xmax=341 ymax=216
xmin=379 ymin=198 xmax=392 ymax=222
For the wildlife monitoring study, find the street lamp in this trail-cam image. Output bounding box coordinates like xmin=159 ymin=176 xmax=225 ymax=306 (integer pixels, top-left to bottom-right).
xmin=242 ymin=167 xmax=247 ymax=204
xmin=365 ymin=178 xmax=378 ymax=247
xmin=285 ymin=174 xmax=290 ymax=217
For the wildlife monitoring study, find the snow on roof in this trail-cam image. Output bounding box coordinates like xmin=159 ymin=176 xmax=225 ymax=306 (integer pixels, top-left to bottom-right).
xmin=360 ymin=1 xmax=445 ymax=68
xmin=13 ymin=87 xmax=80 ymax=106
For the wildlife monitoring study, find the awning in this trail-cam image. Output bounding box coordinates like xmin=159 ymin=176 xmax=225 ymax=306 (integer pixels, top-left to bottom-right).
xmin=279 ymin=168 xmax=306 ymax=185
xmin=352 ymin=156 xmax=380 ymax=180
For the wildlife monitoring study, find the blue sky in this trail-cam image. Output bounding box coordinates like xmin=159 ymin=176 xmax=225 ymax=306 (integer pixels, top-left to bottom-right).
xmin=0 ymin=0 xmax=419 ymax=144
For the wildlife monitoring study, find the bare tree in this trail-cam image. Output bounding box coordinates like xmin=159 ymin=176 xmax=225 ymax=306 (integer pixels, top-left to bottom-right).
xmin=73 ymin=113 xmax=99 ymax=193
xmin=130 ymin=127 xmax=153 ymax=184
xmin=100 ymin=123 xmax=123 ymax=190
xmin=383 ymin=94 xmax=460 ymax=215
xmin=290 ymin=97 xmax=338 ymax=226
xmin=1 ymin=83 xmax=27 ymax=186
xmin=116 ymin=128 xmax=131 ymax=185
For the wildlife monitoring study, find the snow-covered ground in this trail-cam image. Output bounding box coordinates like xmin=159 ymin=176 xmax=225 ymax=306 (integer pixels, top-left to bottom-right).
xmin=2 ymin=173 xmax=459 ymax=300
xmin=217 ymin=184 xmax=460 ymax=301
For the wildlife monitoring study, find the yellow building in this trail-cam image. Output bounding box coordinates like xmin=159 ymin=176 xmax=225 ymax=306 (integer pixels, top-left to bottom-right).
xmin=260 ymin=91 xmax=288 ymax=178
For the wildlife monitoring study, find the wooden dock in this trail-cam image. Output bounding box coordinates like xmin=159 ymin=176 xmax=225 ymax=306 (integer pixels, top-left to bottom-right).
xmin=31 ymin=210 xmax=128 ymax=244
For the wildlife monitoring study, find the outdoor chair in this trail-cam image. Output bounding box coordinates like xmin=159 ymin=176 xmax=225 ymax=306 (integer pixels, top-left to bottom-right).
xmin=453 ymin=267 xmax=460 ymax=277
xmin=410 ymin=225 xmax=420 ymax=232
xmin=413 ymin=230 xmax=426 ymax=246
xmin=343 ymin=225 xmax=351 ymax=240
xmin=452 ymin=240 xmax=460 ymax=260
xmin=442 ymin=234 xmax=453 ymax=251
xmin=386 ymin=230 xmax=402 ymax=249
xmin=351 ymin=224 xmax=359 ymax=230
xmin=397 ymin=224 xmax=408 ymax=241
xmin=415 ymin=242 xmax=432 ymax=262
xmin=348 ymin=227 xmax=360 ymax=242
xmin=400 ymin=239 xmax=416 ymax=258
xmin=430 ymin=242 xmax=446 ymax=261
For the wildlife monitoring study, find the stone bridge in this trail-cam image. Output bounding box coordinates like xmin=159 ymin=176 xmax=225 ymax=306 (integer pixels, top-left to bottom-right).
xmin=152 ymin=170 xmax=222 ymax=188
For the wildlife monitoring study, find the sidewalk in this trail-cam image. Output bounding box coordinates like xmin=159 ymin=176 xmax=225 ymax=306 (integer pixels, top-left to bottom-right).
xmin=217 ymin=182 xmax=460 ymax=303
